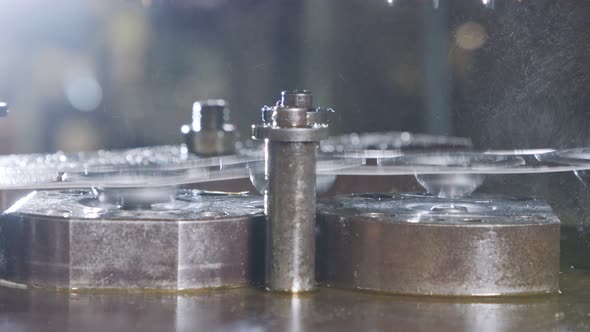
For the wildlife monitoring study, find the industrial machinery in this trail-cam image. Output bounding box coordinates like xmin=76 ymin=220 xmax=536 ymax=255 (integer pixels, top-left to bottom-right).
xmin=2 ymin=90 xmax=590 ymax=330
xmin=2 ymin=0 xmax=590 ymax=330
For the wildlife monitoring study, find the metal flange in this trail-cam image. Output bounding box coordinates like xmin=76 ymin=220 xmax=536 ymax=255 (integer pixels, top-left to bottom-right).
xmin=317 ymin=193 xmax=560 ymax=296
xmin=0 ymin=189 xmax=265 ymax=291
xmin=252 ymin=126 xmax=329 ymax=142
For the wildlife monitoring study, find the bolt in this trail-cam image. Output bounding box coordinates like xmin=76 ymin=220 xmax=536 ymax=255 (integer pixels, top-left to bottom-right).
xmin=192 ymin=99 xmax=226 ymax=131
xmin=182 ymin=99 xmax=236 ymax=156
xmin=280 ymin=90 xmax=313 ymax=108
xmin=273 ymin=91 xmax=312 ymax=129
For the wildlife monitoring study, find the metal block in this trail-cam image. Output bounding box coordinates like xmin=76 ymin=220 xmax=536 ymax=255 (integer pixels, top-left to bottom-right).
xmin=0 ymin=189 xmax=265 ymax=291
xmin=317 ymin=193 xmax=560 ymax=296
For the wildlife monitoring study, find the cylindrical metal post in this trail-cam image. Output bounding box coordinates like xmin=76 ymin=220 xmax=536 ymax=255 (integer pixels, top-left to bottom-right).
xmin=267 ymin=141 xmax=317 ymax=292
xmin=252 ymin=90 xmax=332 ymax=293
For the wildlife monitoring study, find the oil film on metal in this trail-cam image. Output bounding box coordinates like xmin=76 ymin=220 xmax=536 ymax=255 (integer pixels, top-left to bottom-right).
xmin=1 ymin=0 xmax=590 ymax=331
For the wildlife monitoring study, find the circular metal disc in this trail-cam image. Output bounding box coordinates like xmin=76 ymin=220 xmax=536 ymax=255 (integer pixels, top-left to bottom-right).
xmin=0 ymin=190 xmax=265 ymax=291
xmin=317 ymin=193 xmax=560 ymax=296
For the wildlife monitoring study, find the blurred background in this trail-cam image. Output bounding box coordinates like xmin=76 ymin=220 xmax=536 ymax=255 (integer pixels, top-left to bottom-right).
xmin=1 ymin=0 xmax=589 ymax=154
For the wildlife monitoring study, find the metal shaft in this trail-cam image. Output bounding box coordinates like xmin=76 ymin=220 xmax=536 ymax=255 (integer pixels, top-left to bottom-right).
xmin=253 ymin=90 xmax=330 ymax=293
xmin=267 ymin=141 xmax=317 ymax=292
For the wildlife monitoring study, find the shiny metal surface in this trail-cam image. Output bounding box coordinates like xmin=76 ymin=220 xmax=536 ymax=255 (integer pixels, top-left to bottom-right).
xmin=1 ymin=270 xmax=590 ymax=332
xmin=252 ymin=90 xmax=330 ymax=293
xmin=317 ymin=193 xmax=560 ymax=296
xmin=267 ymin=142 xmax=317 ymax=292
xmin=95 ymin=186 xmax=178 ymax=209
xmin=182 ymin=99 xmax=236 ymax=157
xmin=0 ymin=190 xmax=265 ymax=290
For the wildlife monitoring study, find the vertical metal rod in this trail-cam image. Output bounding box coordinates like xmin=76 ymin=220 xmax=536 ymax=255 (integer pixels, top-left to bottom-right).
xmin=267 ymin=141 xmax=317 ymax=292
xmin=253 ymin=90 xmax=330 ymax=293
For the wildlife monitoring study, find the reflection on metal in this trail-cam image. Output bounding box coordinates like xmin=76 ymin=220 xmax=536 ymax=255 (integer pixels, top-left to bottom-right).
xmin=181 ymin=99 xmax=236 ymax=157
xmin=1 ymin=281 xmax=575 ymax=331
xmin=252 ymin=90 xmax=331 ymax=293
xmin=0 ymin=189 xmax=265 ymax=290
xmin=95 ymin=185 xmax=178 ymax=210
xmin=317 ymin=193 xmax=560 ymax=296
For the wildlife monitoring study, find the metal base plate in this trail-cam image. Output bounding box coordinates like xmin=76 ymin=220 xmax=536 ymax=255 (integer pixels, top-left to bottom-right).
xmin=0 ymin=190 xmax=265 ymax=291
xmin=317 ymin=193 xmax=560 ymax=296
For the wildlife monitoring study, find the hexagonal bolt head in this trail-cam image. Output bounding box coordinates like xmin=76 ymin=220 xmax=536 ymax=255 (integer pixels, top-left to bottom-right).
xmin=192 ymin=99 xmax=227 ymax=131
xmin=182 ymin=99 xmax=236 ymax=157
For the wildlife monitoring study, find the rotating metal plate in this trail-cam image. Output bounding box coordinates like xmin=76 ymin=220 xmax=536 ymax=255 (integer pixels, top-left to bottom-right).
xmin=0 ymin=189 xmax=265 ymax=291
xmin=317 ymin=193 xmax=560 ymax=296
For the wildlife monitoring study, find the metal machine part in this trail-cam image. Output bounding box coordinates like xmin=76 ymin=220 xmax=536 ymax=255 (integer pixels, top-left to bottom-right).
xmin=252 ymin=90 xmax=331 ymax=293
xmin=181 ymin=99 xmax=236 ymax=157
xmin=0 ymin=189 xmax=265 ymax=290
xmin=317 ymin=193 xmax=560 ymax=296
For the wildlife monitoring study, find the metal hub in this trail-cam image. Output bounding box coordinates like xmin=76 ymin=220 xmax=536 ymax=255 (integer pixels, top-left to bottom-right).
xmin=317 ymin=193 xmax=560 ymax=296
xmin=0 ymin=189 xmax=265 ymax=291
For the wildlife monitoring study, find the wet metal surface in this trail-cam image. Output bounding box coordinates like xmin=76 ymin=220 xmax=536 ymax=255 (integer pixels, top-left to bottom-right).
xmin=0 ymin=270 xmax=590 ymax=332
xmin=266 ymin=142 xmax=317 ymax=292
xmin=317 ymin=193 xmax=560 ymax=296
xmin=0 ymin=190 xmax=265 ymax=290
